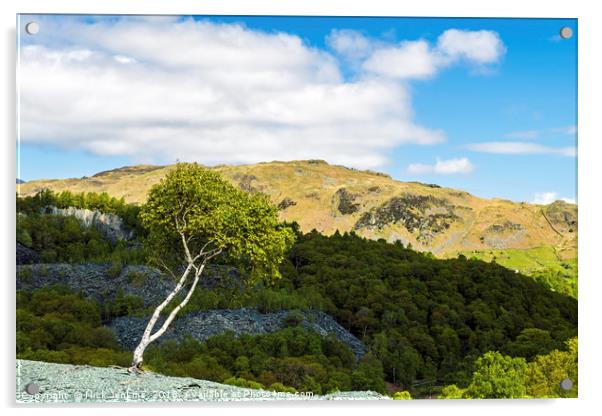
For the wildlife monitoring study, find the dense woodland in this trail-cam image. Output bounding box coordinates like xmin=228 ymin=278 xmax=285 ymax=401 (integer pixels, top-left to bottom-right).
xmin=16 ymin=190 xmax=578 ymax=398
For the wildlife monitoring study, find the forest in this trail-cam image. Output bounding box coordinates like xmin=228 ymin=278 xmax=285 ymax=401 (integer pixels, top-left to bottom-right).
xmin=16 ymin=190 xmax=578 ymax=398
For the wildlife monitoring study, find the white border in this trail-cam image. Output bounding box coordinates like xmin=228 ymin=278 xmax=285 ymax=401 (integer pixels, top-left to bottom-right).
xmin=2 ymin=1 xmax=601 ymax=415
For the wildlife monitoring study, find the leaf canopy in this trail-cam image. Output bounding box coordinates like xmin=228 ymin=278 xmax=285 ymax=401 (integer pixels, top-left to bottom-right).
xmin=141 ymin=163 xmax=295 ymax=281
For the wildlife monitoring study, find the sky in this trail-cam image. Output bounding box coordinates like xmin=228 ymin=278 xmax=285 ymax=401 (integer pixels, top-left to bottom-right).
xmin=17 ymin=15 xmax=577 ymax=203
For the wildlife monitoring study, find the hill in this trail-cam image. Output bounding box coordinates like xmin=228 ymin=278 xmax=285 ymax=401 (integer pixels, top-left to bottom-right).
xmin=18 ymin=160 xmax=576 ymax=261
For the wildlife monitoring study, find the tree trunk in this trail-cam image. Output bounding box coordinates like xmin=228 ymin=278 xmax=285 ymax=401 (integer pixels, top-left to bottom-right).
xmin=129 ymin=263 xmax=203 ymax=371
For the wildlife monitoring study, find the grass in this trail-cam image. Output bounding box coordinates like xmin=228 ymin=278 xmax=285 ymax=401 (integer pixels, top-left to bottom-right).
xmin=458 ymin=246 xmax=576 ymax=276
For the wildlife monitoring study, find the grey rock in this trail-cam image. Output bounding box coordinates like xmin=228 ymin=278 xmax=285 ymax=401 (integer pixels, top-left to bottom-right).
xmin=44 ymin=206 xmax=134 ymax=242
xmin=16 ymin=359 xmax=388 ymax=402
xmin=17 ymin=242 xmax=39 ymax=265
xmin=16 ymin=263 xmax=172 ymax=307
xmin=110 ymin=308 xmax=366 ymax=359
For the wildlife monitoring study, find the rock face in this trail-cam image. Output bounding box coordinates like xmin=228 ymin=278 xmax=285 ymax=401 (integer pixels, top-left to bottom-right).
xmin=333 ymin=188 xmax=360 ymax=215
xmin=110 ymin=308 xmax=366 ymax=359
xmin=44 ymin=206 xmax=134 ymax=242
xmin=16 ymin=360 xmax=388 ymax=402
xmin=16 ymin=242 xmax=39 ymax=265
xmin=355 ymin=194 xmax=463 ymax=244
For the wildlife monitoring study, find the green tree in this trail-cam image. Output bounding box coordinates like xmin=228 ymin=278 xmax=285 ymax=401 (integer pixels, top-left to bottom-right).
xmin=526 ymin=337 xmax=577 ymax=398
xmin=438 ymin=384 xmax=465 ymax=399
xmin=465 ymin=351 xmax=527 ymax=398
xmin=351 ymin=353 xmax=386 ymax=393
xmin=130 ymin=163 xmax=295 ymax=371
xmin=505 ymin=328 xmax=556 ymax=360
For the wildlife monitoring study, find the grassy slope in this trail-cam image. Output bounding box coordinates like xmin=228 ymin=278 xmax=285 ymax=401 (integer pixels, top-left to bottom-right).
xmin=18 ymin=160 xmax=577 ymax=273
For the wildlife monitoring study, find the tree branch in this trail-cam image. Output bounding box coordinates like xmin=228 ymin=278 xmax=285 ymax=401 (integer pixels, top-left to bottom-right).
xmin=149 ymin=264 xmax=205 ymax=343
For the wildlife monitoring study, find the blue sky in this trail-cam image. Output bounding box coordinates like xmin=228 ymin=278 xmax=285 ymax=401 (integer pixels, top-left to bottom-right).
xmin=17 ymin=15 xmax=576 ymax=203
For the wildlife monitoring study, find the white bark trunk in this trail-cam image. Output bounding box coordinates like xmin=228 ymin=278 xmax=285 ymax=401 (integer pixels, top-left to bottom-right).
xmin=130 ymin=263 xmax=201 ymax=369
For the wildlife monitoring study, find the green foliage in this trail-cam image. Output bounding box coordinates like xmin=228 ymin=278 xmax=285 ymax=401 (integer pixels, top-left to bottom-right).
xmin=16 ymin=208 xmax=144 ymax=265
xmin=526 ymin=337 xmax=577 ymax=398
xmin=140 ymin=163 xmax=295 ymax=282
xmin=464 ymin=352 xmax=527 ymax=398
xmin=18 ymin=267 xmax=33 ymax=282
xmin=102 ymin=289 xmax=149 ymax=321
xmin=458 ymin=247 xmax=577 ymax=299
xmin=144 ymin=328 xmax=357 ymax=395
xmin=392 ymin=390 xmax=412 ymax=400
xmin=351 ymin=353 xmax=386 ymax=393
xmin=17 ymin=190 xmax=147 ymax=266
xmin=275 ymin=231 xmax=577 ymax=389
xmin=126 ymin=270 xmax=148 ymax=288
xmin=17 ymin=189 xmax=144 ymax=234
xmin=438 ymin=384 xmax=465 ymax=399
xmin=504 ymin=328 xmax=557 ymax=360
xmin=16 ymin=286 xmax=124 ymax=360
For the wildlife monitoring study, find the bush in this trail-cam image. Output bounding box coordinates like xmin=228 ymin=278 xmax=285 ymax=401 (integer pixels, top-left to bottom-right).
xmin=127 ymin=270 xmax=148 ymax=288
xmin=465 ymin=352 xmax=527 ymax=399
xmin=268 ymin=382 xmax=297 ymax=393
xmin=18 ymin=267 xmax=32 ymax=283
xmin=392 ymin=391 xmax=412 ymax=400
xmin=439 ymin=384 xmax=465 ymax=399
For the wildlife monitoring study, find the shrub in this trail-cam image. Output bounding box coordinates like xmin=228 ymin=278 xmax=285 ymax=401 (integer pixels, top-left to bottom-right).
xmin=268 ymin=382 xmax=297 ymax=393
xmin=18 ymin=267 xmax=32 ymax=283
xmin=127 ymin=270 xmax=148 ymax=288
xmin=392 ymin=391 xmax=412 ymax=400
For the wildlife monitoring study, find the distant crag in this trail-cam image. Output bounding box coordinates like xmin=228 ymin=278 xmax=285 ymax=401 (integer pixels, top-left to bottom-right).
xmin=355 ymin=194 xmax=463 ymax=244
xmin=44 ymin=206 xmax=134 ymax=243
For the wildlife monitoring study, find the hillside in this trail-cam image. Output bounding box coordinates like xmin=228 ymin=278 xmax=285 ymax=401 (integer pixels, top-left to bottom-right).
xmin=16 ymin=360 xmax=387 ymax=402
xmin=18 ymin=160 xmax=577 ymax=260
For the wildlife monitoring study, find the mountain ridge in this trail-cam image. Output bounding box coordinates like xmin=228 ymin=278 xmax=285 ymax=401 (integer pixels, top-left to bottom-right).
xmin=18 ymin=160 xmax=577 ymax=259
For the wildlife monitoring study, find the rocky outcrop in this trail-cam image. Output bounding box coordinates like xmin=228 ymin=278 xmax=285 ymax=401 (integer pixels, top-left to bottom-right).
xmin=544 ymin=201 xmax=577 ymax=234
xmin=333 ymin=188 xmax=360 ymax=215
xmin=355 ymin=194 xmax=462 ymax=244
xmin=17 ymin=242 xmax=39 ymax=265
xmin=16 ymin=360 xmax=388 ymax=402
xmin=277 ymin=198 xmax=297 ymax=210
xmin=109 ymin=308 xmax=366 ymax=359
xmin=44 ymin=206 xmax=134 ymax=242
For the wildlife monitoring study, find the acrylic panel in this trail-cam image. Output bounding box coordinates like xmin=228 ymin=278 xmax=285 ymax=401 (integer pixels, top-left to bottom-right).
xmin=16 ymin=14 xmax=577 ymax=403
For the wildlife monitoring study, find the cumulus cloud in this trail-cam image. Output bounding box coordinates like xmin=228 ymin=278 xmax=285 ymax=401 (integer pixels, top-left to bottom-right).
xmin=326 ymin=29 xmax=372 ymax=61
xmin=19 ymin=17 xmax=504 ymax=169
xmin=436 ymin=29 xmax=506 ymax=65
xmin=466 ymin=142 xmax=576 ymax=156
xmin=348 ymin=28 xmax=505 ymax=80
xmin=532 ymin=192 xmax=576 ymax=205
xmin=407 ymin=157 xmax=475 ymax=175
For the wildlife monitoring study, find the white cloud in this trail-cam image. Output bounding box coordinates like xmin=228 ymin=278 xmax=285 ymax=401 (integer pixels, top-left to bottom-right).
xmin=358 ymin=28 xmax=505 ymax=80
xmin=326 ymin=29 xmax=372 ymax=61
xmin=436 ymin=29 xmax=506 ymax=65
xmin=19 ymin=18 xmax=505 ymax=169
xmin=504 ymin=125 xmax=577 ymax=140
xmin=532 ymin=192 xmax=576 ymax=205
xmin=407 ymin=157 xmax=475 ymax=175
xmin=504 ymin=130 xmax=540 ymax=140
xmin=363 ymin=40 xmax=439 ymax=80
xmin=467 ymin=142 xmax=576 ymax=156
